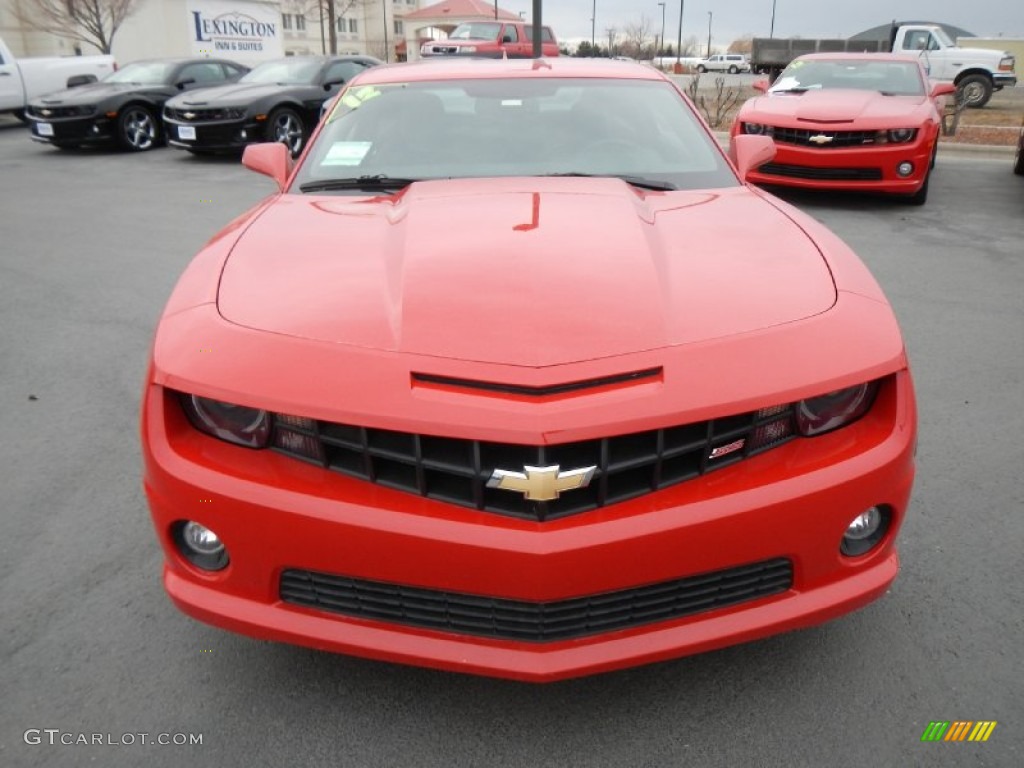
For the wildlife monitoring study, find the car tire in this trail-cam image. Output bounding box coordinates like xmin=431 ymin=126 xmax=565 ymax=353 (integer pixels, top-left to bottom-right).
xmin=728 ymin=65 xmax=738 ymax=74
xmin=696 ymin=65 xmax=706 ymax=73
xmin=903 ymin=172 xmax=930 ymax=206
xmin=116 ymin=105 xmax=159 ymax=151
xmin=265 ymin=107 xmax=306 ymax=158
xmin=956 ymin=74 xmax=993 ymax=109
xmin=12 ymin=109 xmax=30 ymax=124
xmin=929 ymin=140 xmax=939 ymax=170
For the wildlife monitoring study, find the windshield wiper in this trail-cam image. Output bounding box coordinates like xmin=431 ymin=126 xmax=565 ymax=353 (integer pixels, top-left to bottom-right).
xmin=771 ymin=87 xmax=810 ymax=94
xmin=541 ymin=172 xmax=677 ymax=191
xmin=299 ymin=175 xmax=422 ymax=193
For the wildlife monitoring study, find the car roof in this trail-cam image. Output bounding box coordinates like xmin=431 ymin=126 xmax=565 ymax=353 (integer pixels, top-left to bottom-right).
xmin=354 ymin=57 xmax=668 ymax=84
xmin=792 ymin=53 xmax=923 ymax=64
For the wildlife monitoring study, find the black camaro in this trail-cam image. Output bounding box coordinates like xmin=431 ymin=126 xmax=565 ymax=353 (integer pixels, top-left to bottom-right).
xmin=162 ymin=55 xmax=381 ymax=157
xmin=26 ymin=58 xmax=248 ymax=151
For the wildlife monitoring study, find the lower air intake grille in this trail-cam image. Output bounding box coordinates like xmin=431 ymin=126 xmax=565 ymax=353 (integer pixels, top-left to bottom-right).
xmin=759 ymin=163 xmax=883 ymax=181
xmin=280 ymin=558 xmax=794 ymax=642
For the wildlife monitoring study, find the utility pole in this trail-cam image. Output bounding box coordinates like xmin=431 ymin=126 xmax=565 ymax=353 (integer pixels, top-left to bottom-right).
xmin=658 ymin=2 xmax=666 ymax=59
xmin=770 ymin=0 xmax=777 ymax=38
xmin=706 ymin=11 xmax=712 ymax=57
xmin=382 ymin=0 xmax=389 ymax=62
xmin=532 ymin=0 xmax=542 ymax=57
xmin=676 ymin=0 xmax=684 ymax=65
xmin=591 ymin=0 xmax=596 ymax=49
xmin=606 ymin=27 xmax=616 ymax=57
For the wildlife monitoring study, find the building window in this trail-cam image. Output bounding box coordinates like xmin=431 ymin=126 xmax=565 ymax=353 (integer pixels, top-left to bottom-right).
xmin=282 ymin=13 xmax=292 ymax=30
xmin=348 ymin=18 xmax=358 ymax=34
xmin=296 ymin=14 xmax=306 ymax=31
xmin=394 ymin=20 xmax=403 ymax=35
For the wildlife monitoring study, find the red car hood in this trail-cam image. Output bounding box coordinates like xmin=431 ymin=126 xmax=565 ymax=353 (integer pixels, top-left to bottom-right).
xmin=747 ymin=89 xmax=928 ymax=124
xmin=217 ymin=178 xmax=836 ymax=366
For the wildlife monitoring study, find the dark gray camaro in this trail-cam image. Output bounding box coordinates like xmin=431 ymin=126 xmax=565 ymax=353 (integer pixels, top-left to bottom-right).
xmin=25 ymin=58 xmax=248 ymax=151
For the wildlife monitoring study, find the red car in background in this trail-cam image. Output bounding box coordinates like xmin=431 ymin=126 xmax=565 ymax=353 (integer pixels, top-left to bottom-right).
xmin=142 ymin=58 xmax=916 ymax=682
xmin=731 ymin=53 xmax=955 ymax=204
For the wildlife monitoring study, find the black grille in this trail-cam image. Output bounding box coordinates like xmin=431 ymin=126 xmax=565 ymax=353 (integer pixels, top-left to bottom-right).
xmin=270 ymin=406 xmax=795 ymax=521
xmin=29 ymin=105 xmax=94 ymax=118
xmin=164 ymin=106 xmax=245 ymax=122
xmin=412 ymin=367 xmax=662 ymax=397
xmin=280 ymin=558 xmax=794 ymax=642
xmin=770 ymin=127 xmax=879 ymax=148
xmin=759 ymin=163 xmax=883 ymax=181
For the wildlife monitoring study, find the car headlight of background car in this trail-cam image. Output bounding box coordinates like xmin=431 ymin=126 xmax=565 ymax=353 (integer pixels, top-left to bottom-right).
xmin=876 ymin=128 xmax=917 ymax=144
xmin=743 ymin=122 xmax=774 ymax=136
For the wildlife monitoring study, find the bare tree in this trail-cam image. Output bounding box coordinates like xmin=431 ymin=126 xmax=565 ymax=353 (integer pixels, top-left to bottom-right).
xmin=623 ymin=15 xmax=652 ymax=60
xmin=296 ymin=0 xmax=372 ymax=54
xmin=686 ymin=74 xmax=741 ymax=128
xmin=16 ymin=0 xmax=139 ymax=54
xmin=605 ymin=27 xmax=617 ymax=56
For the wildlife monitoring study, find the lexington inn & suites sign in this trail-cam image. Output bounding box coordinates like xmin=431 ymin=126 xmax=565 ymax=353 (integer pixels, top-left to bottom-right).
xmin=187 ymin=0 xmax=283 ymax=58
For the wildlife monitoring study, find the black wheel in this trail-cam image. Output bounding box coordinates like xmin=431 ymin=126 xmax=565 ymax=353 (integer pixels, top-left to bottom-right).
xmin=1014 ymin=126 xmax=1024 ymax=176
xmin=116 ymin=105 xmax=159 ymax=151
xmin=929 ymin=139 xmax=939 ymax=170
xmin=728 ymin=65 xmax=739 ymax=74
xmin=956 ymin=74 xmax=993 ymax=109
xmin=265 ymin=107 xmax=306 ymax=157
xmin=696 ymin=65 xmax=706 ymax=73
xmin=12 ymin=109 xmax=29 ymax=124
xmin=902 ymin=172 xmax=930 ymax=206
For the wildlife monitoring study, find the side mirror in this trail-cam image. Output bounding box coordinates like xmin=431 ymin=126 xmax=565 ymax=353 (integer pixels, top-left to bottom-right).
xmin=66 ymin=74 xmax=97 ymax=88
xmin=323 ymin=79 xmax=345 ymax=90
xmin=242 ymin=142 xmax=293 ymax=191
xmin=176 ymin=78 xmax=196 ymax=90
xmin=729 ymin=134 xmax=776 ymax=179
xmin=752 ymin=79 xmax=770 ymax=93
xmin=930 ymin=81 xmax=956 ymax=98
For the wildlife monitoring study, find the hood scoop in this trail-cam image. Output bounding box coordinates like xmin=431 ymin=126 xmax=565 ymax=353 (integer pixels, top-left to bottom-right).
xmin=411 ymin=367 xmax=663 ymax=399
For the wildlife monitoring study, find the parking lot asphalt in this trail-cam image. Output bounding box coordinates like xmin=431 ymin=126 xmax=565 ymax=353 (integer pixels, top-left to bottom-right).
xmin=1 ymin=119 xmax=1021 ymax=768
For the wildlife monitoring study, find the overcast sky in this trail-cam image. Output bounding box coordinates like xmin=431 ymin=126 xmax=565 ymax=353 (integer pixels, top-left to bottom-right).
xmin=493 ymin=1 xmax=1022 ymax=48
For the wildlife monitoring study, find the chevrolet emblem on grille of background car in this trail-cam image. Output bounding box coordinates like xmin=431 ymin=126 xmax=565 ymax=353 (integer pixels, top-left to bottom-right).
xmin=183 ymin=112 xmax=196 ymax=120
xmin=809 ymin=134 xmax=834 ymax=145
xmin=487 ymin=465 xmax=597 ymax=502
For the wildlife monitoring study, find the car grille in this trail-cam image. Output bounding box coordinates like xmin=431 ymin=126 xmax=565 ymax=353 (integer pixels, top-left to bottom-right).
xmin=28 ymin=105 xmax=95 ymax=118
xmin=771 ymin=127 xmax=879 ymax=148
xmin=164 ymin=106 xmax=245 ymax=122
xmin=280 ymin=558 xmax=794 ymax=642
xmin=271 ymin=406 xmax=796 ymax=521
xmin=758 ymin=163 xmax=883 ymax=181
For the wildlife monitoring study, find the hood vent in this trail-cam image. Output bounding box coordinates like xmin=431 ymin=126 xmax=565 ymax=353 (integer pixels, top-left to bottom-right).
xmin=412 ymin=367 xmax=662 ymax=398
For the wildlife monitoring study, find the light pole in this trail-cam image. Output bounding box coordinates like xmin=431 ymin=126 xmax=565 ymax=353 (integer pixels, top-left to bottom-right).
xmin=591 ymin=0 xmax=596 ymax=49
xmin=658 ymin=2 xmax=666 ymax=59
xmin=382 ymin=0 xmax=389 ymax=63
xmin=770 ymin=0 xmax=777 ymax=38
xmin=676 ymin=0 xmax=684 ymax=65
xmin=494 ymin=1 xmax=498 ymax=20
xmin=706 ymin=11 xmax=712 ymax=57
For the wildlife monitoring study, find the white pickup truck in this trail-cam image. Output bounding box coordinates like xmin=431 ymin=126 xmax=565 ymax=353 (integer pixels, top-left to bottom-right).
xmin=751 ymin=24 xmax=1016 ymax=107
xmin=0 ymin=36 xmax=116 ymax=120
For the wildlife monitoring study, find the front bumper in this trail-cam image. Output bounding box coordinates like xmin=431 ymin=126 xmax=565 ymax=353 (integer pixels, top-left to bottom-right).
xmin=745 ymin=133 xmax=935 ymax=195
xmin=143 ymin=366 xmax=916 ymax=682
xmin=27 ymin=114 xmax=115 ymax=146
xmin=993 ymin=73 xmax=1017 ymax=89
xmin=164 ymin=117 xmax=260 ymax=152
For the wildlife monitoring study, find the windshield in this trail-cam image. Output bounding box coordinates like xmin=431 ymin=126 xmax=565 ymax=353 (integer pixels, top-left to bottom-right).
xmin=770 ymin=59 xmax=925 ymax=96
xmin=242 ymin=59 xmax=323 ymax=85
xmin=297 ymin=78 xmax=736 ymax=192
xmin=449 ymin=22 xmax=502 ymax=41
xmin=105 ymin=61 xmax=175 ymax=85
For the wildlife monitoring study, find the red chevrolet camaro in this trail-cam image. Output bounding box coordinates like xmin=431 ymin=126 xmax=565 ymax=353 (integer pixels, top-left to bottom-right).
xmin=142 ymin=58 xmax=917 ymax=682
xmin=731 ymin=53 xmax=956 ymax=205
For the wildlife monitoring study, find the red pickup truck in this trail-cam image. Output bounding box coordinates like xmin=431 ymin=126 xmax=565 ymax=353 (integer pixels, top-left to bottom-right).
xmin=420 ymin=21 xmax=559 ymax=59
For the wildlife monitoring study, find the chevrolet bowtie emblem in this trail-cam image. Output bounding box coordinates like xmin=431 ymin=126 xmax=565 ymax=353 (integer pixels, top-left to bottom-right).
xmin=41 ymin=109 xmax=52 ymax=116
xmin=487 ymin=464 xmax=596 ymax=502
xmin=183 ymin=111 xmax=196 ymax=119
xmin=808 ymin=133 xmax=834 ymax=145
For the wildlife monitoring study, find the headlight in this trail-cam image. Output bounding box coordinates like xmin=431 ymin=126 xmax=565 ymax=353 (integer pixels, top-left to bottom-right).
xmin=179 ymin=394 xmax=271 ymax=448
xmin=886 ymin=128 xmax=916 ymax=143
xmin=795 ymin=382 xmax=879 ymax=436
xmin=743 ymin=122 xmax=772 ymax=136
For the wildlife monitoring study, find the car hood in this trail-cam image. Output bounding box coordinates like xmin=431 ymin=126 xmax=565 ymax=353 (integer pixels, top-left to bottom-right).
xmin=747 ymin=89 xmax=928 ymax=123
xmin=33 ymin=82 xmax=163 ymax=105
xmin=167 ymin=82 xmax=313 ymax=108
xmin=217 ymin=178 xmax=837 ymax=366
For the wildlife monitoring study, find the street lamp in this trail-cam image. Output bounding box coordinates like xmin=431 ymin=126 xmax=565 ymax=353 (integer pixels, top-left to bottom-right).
xmin=591 ymin=0 xmax=596 ymax=49
xmin=676 ymin=0 xmax=684 ymax=65
xmin=494 ymin=1 xmax=498 ymax=21
xmin=382 ymin=0 xmax=389 ymax=63
xmin=706 ymin=11 xmax=712 ymax=57
xmin=770 ymin=0 xmax=777 ymax=38
xmin=658 ymin=2 xmax=666 ymax=60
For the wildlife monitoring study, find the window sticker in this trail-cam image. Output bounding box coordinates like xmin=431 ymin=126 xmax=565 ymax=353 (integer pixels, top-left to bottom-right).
xmin=322 ymin=141 xmax=372 ymax=166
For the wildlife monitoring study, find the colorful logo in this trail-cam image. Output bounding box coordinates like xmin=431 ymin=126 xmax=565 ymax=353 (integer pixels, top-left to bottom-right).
xmin=921 ymin=721 xmax=997 ymax=742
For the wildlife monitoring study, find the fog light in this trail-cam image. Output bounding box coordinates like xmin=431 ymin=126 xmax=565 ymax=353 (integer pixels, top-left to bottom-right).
xmin=240 ymin=129 xmax=247 ymax=140
xmin=841 ymin=505 xmax=891 ymax=557
xmin=897 ymin=162 xmax=914 ymax=177
xmin=174 ymin=520 xmax=229 ymax=571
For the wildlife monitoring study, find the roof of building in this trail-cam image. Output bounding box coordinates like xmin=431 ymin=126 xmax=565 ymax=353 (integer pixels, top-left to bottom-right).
xmin=403 ymin=0 xmax=519 ymax=22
